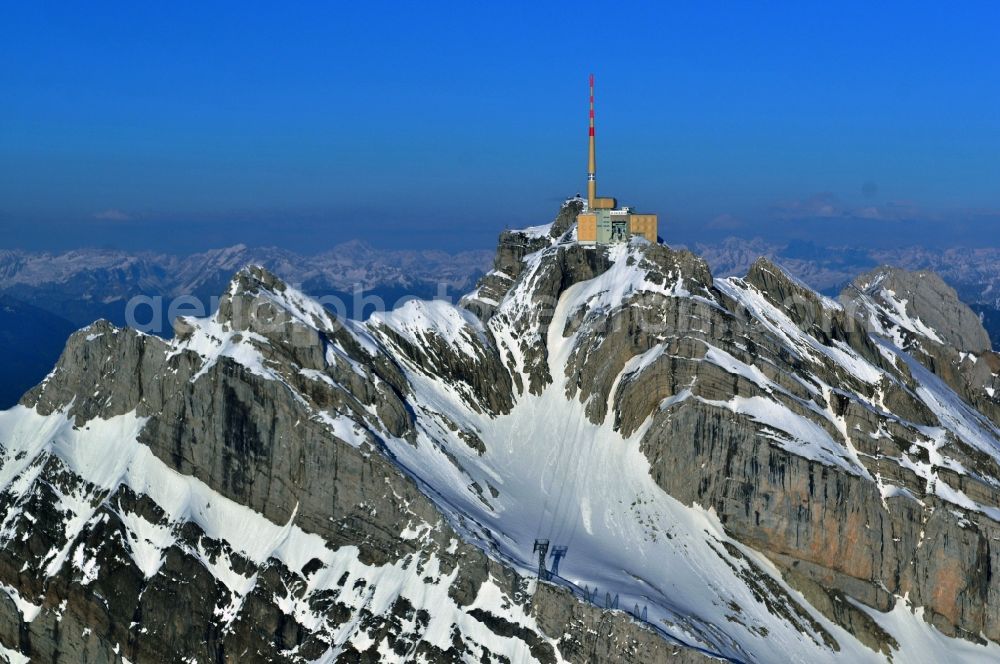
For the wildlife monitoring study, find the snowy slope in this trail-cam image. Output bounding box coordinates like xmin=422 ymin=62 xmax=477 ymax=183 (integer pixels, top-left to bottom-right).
xmin=369 ymin=239 xmax=1000 ymax=663
xmin=0 ymin=408 xmax=563 ymax=663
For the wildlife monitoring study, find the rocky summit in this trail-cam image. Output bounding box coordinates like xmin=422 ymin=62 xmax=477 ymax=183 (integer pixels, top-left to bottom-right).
xmin=1 ymin=200 xmax=1000 ymax=663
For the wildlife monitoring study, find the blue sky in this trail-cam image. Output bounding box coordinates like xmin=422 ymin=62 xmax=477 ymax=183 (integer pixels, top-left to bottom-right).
xmin=1 ymin=2 xmax=999 ymax=253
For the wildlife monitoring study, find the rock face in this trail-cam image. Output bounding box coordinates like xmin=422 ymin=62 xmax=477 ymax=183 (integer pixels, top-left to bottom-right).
xmin=529 ymin=248 xmax=1000 ymax=649
xmin=462 ymin=198 xmax=584 ymax=322
xmin=2 ymin=204 xmax=1000 ymax=663
xmin=841 ymin=266 xmax=1000 ymax=428
xmin=3 ymin=264 xmax=710 ymax=664
xmin=843 ymin=266 xmax=991 ymax=354
xmin=859 ymin=268 xmax=992 ymax=354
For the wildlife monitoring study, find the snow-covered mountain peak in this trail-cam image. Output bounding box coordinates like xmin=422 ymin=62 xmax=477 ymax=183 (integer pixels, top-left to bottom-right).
xmin=5 ymin=205 xmax=1000 ymax=662
xmin=218 ymin=264 xmax=339 ymax=334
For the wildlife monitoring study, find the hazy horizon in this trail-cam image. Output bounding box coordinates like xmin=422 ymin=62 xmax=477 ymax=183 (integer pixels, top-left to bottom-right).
xmin=1 ymin=212 xmax=998 ymax=256
xmin=3 ymin=3 xmax=999 ymax=254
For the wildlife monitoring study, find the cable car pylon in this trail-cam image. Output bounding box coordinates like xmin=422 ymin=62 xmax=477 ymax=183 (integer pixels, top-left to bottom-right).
xmin=532 ymin=539 xmax=550 ymax=580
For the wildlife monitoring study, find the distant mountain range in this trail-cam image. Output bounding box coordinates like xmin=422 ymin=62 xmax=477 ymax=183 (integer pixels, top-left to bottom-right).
xmin=0 ymin=238 xmax=997 ymax=408
xmin=0 ymin=241 xmax=494 ymax=325
xmin=0 ymin=242 xmax=493 ymax=406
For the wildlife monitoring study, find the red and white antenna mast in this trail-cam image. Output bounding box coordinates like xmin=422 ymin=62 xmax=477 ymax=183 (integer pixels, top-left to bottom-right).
xmin=587 ymin=74 xmax=597 ymax=210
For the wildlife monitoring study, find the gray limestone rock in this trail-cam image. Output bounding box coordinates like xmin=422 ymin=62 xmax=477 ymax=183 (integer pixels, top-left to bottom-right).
xmin=841 ymin=265 xmax=1000 ymax=427
xmin=849 ymin=266 xmax=992 ymax=354
xmin=0 ymin=258 xmax=721 ymax=663
xmin=5 ymin=208 xmax=1000 ymax=662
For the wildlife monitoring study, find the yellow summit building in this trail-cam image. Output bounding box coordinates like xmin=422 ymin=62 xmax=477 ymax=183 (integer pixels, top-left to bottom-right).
xmin=576 ymin=74 xmax=659 ymax=245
